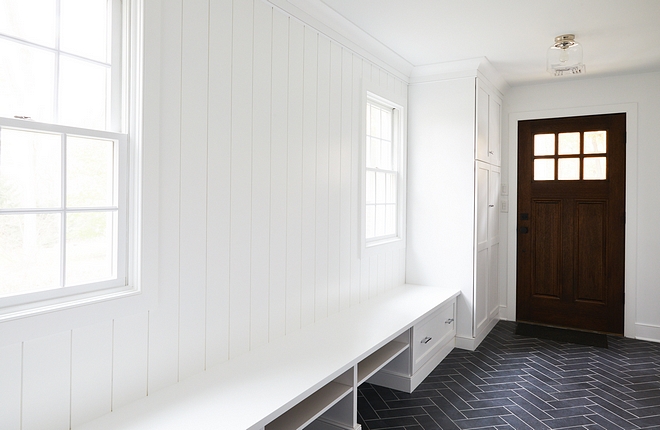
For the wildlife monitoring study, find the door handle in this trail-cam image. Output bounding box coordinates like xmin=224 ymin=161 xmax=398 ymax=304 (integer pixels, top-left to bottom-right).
xmin=518 ymin=226 xmax=529 ymax=234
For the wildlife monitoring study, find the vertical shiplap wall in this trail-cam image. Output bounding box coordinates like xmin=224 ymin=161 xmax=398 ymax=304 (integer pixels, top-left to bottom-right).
xmin=0 ymin=0 xmax=407 ymax=428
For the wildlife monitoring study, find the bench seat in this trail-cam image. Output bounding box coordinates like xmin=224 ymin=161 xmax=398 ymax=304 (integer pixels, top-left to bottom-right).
xmin=77 ymin=284 xmax=460 ymax=430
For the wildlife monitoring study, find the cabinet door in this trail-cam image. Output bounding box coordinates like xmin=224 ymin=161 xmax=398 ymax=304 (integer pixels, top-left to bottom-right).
xmin=474 ymin=161 xmax=490 ymax=336
xmin=476 ymin=80 xmax=502 ymax=166
xmin=488 ymin=166 xmax=500 ymax=319
xmin=488 ymin=95 xmax=502 ymax=166
xmin=476 ymin=84 xmax=490 ymax=163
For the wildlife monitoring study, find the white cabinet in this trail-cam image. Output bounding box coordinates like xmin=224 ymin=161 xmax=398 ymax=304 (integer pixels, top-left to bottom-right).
xmin=476 ymin=81 xmax=502 ymax=165
xmin=368 ymin=298 xmax=456 ymax=393
xmin=407 ymin=70 xmax=503 ymax=351
xmin=475 ymin=161 xmax=500 ymax=339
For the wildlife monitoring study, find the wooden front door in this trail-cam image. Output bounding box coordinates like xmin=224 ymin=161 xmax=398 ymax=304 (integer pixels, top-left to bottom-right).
xmin=516 ymin=113 xmax=626 ymax=334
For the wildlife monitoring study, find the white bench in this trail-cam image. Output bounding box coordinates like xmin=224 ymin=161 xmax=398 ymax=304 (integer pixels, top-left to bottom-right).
xmin=77 ymin=284 xmax=460 ymax=430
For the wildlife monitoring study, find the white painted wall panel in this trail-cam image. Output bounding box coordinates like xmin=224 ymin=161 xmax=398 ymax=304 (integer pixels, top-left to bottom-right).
xmin=22 ymin=332 xmax=71 ymax=430
xmin=71 ymin=322 xmax=113 ymax=428
xmin=0 ymin=342 xmax=21 ymax=430
xmin=350 ymin=57 xmax=364 ymax=307
xmin=251 ymin=0 xmax=273 ymax=350
xmin=268 ymin=8 xmax=289 ymax=343
xmin=339 ymin=48 xmax=353 ymax=311
xmin=148 ymin=0 xmax=182 ymax=392
xmin=112 ymin=313 xmax=148 ymax=410
xmin=285 ymin=18 xmax=305 ymax=335
xmin=178 ymin=0 xmax=210 ymax=379
xmin=315 ymin=34 xmax=331 ymax=321
xmin=300 ymin=26 xmax=319 ymax=328
xmin=328 ymin=41 xmax=343 ymax=317
xmin=229 ymin=0 xmax=254 ymax=359
xmin=205 ymin=0 xmax=233 ymax=368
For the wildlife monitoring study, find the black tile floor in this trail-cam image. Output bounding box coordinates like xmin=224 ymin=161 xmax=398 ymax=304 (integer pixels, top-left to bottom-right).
xmin=357 ymin=321 xmax=660 ymax=430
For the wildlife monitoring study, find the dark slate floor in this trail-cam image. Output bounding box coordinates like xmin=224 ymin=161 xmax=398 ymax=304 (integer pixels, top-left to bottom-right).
xmin=357 ymin=321 xmax=660 ymax=430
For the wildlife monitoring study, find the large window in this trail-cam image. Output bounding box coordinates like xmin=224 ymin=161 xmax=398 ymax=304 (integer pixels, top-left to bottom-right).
xmin=0 ymin=0 xmax=131 ymax=316
xmin=362 ymin=92 xmax=406 ymax=253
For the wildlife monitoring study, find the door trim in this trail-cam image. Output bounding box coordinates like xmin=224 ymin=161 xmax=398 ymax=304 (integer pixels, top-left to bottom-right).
xmin=505 ymin=103 xmax=638 ymax=338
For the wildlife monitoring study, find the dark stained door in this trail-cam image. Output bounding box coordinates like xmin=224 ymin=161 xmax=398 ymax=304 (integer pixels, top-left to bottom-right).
xmin=517 ymin=113 xmax=626 ymax=334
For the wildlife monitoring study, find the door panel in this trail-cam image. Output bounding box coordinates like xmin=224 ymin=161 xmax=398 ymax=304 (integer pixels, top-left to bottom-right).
xmin=532 ymin=200 xmax=561 ymax=298
xmin=517 ymin=113 xmax=625 ymax=334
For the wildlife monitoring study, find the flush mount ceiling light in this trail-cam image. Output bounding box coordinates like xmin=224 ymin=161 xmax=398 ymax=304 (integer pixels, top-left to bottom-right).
xmin=547 ymin=34 xmax=585 ymax=76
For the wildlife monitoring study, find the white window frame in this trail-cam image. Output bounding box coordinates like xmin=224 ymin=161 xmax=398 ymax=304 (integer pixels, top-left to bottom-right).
xmin=0 ymin=0 xmax=153 ymax=324
xmin=360 ymin=86 xmax=407 ymax=258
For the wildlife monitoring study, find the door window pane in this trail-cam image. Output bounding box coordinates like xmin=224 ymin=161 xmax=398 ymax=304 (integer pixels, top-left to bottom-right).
xmin=0 ymin=128 xmax=61 ymax=209
xmin=584 ymin=157 xmax=607 ymax=180
xmin=65 ymin=211 xmax=115 ymax=286
xmin=534 ymin=159 xmax=555 ymax=180
xmin=558 ymin=158 xmax=580 ymax=180
xmin=67 ymin=136 xmax=115 ymax=207
xmin=584 ymin=131 xmax=607 ymax=154
xmin=0 ymin=213 xmax=61 ymax=297
xmin=534 ymin=134 xmax=555 ymax=156
xmin=558 ymin=132 xmax=580 ymax=155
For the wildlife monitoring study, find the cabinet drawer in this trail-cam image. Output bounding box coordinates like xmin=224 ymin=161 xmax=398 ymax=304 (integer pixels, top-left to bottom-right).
xmin=412 ymin=300 xmax=456 ymax=373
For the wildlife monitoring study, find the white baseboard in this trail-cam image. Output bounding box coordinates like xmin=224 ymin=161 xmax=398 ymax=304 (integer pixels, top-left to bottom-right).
xmin=455 ymin=317 xmax=499 ymax=351
xmin=634 ymin=322 xmax=660 ymax=343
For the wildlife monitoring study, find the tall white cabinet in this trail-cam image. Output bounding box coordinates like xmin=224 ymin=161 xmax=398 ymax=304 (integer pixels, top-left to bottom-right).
xmin=406 ymin=61 xmax=504 ymax=350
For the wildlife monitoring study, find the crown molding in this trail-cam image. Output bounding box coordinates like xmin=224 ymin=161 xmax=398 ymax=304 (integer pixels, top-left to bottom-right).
xmin=410 ymin=57 xmax=510 ymax=96
xmin=266 ymin=0 xmax=414 ymax=81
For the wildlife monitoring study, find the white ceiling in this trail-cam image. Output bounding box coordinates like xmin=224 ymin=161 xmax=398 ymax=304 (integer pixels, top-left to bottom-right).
xmin=314 ymin=0 xmax=660 ymax=86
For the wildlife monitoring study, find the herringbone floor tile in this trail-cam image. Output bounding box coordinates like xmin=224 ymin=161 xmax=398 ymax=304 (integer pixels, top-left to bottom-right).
xmin=358 ymin=321 xmax=660 ymax=429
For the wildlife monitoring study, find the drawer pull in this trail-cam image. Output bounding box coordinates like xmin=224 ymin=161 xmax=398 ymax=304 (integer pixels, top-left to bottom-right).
xmin=445 ymin=318 xmax=454 ymax=324
xmin=421 ymin=336 xmax=432 ymax=344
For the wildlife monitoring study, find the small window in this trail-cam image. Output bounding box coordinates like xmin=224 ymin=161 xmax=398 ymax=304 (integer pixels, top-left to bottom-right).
xmin=0 ymin=0 xmax=132 ymax=317
xmin=533 ymin=131 xmax=608 ymax=181
xmin=362 ymin=93 xmax=406 ymax=253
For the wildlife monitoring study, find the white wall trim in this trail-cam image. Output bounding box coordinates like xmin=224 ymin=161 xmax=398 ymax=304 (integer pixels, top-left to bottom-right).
xmin=635 ymin=323 xmax=660 ymax=344
xmin=506 ymin=102 xmax=638 ymax=338
xmin=410 ymin=57 xmax=510 ymax=97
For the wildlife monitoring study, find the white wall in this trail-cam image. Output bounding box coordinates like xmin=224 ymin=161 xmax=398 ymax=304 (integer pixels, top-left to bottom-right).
xmin=0 ymin=1 xmax=407 ymax=428
xmin=501 ymin=71 xmax=660 ymax=342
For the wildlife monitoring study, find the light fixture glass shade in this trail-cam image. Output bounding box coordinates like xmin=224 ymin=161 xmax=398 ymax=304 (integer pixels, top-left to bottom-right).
xmin=547 ymin=34 xmax=585 ymax=76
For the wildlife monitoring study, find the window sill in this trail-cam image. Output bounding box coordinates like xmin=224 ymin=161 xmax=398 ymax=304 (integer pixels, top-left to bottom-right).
xmin=361 ymin=236 xmax=405 ymax=259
